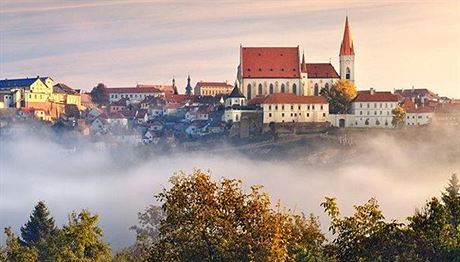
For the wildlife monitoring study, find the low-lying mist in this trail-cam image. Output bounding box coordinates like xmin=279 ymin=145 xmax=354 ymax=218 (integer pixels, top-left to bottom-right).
xmin=1 ymin=126 xmax=459 ymax=250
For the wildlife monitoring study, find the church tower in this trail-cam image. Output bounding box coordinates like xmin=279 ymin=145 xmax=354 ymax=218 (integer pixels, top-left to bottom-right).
xmin=339 ymin=16 xmax=355 ymax=82
xmin=185 ymin=74 xmax=192 ymax=96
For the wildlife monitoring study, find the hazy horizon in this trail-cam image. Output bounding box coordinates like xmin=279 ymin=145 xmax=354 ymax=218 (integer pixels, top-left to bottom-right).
xmin=1 ymin=0 xmax=459 ymax=97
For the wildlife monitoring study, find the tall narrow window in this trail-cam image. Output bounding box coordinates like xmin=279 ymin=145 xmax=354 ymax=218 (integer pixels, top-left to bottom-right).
xmin=314 ymin=83 xmax=319 ymax=96
xmin=247 ymin=84 xmax=252 ymax=99
xmin=258 ymin=84 xmax=263 ymax=95
xmin=346 ymin=68 xmax=351 ymax=80
xmin=292 ymin=84 xmax=297 ymax=94
xmin=269 ymin=84 xmax=274 ymax=94
xmin=281 ymin=83 xmax=286 ymax=93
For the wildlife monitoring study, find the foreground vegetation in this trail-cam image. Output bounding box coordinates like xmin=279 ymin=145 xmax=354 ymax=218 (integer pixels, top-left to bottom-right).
xmin=2 ymin=171 xmax=459 ymax=261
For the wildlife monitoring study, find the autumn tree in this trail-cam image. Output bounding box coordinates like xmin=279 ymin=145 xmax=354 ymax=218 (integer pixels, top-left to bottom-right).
xmin=90 ymin=83 xmax=109 ymax=105
xmin=140 ymin=170 xmax=327 ymax=261
xmin=391 ymin=105 xmax=406 ymax=128
xmin=2 ymin=228 xmax=38 ymax=262
xmin=320 ymin=79 xmax=357 ymax=114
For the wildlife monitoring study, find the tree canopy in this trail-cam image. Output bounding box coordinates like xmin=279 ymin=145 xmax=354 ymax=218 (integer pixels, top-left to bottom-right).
xmin=89 ymin=83 xmax=109 ymax=105
xmin=320 ymin=79 xmax=357 ymax=114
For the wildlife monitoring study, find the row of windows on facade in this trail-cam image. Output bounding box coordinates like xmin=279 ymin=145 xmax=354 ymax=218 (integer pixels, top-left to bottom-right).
xmin=357 ymin=118 xmax=390 ymax=126
xmin=246 ymin=83 xmax=329 ymax=97
xmin=111 ymin=93 xmax=154 ymax=99
xmin=359 ymin=102 xmax=395 ymax=109
xmin=407 ymin=115 xmax=430 ymax=119
xmin=267 ymin=112 xmax=327 ymax=118
xmin=267 ymin=104 xmax=324 ymax=111
xmin=359 ymin=111 xmax=391 ymax=116
xmin=201 ymin=90 xmax=228 ymax=96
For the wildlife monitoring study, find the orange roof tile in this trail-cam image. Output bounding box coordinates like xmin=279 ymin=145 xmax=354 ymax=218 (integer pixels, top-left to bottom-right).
xmin=302 ymin=63 xmax=339 ymax=78
xmin=354 ymin=91 xmax=398 ymax=102
xmin=340 ymin=16 xmax=355 ymax=56
xmin=241 ymin=47 xmax=300 ymax=78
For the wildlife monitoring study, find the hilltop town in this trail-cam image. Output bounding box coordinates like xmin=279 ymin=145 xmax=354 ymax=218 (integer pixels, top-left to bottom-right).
xmin=1 ymin=17 xmax=459 ymax=149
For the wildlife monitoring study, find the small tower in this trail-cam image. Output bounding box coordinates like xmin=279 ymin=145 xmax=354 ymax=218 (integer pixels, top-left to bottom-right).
xmin=185 ymin=74 xmax=192 ymax=96
xmin=339 ymin=16 xmax=355 ymax=82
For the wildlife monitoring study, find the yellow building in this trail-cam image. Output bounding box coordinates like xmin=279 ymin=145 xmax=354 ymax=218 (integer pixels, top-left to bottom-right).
xmin=194 ymin=81 xmax=234 ymax=96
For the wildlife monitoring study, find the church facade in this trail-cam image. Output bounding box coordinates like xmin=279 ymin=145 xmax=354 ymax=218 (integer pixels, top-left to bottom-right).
xmin=237 ymin=16 xmax=355 ymax=100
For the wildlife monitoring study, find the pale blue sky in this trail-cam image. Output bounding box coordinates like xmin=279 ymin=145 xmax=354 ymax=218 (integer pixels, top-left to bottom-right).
xmin=1 ymin=0 xmax=459 ymax=97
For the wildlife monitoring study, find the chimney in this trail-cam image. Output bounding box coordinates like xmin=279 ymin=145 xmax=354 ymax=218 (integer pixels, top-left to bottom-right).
xmin=370 ymin=88 xmax=375 ymax=95
xmin=411 ymin=85 xmax=415 ymax=93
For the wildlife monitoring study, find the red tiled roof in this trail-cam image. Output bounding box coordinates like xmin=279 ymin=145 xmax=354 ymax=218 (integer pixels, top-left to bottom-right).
xmin=241 ymin=47 xmax=300 ymax=78
xmin=165 ymin=93 xmax=190 ymax=103
xmin=301 ymin=63 xmax=339 ymax=78
xmin=354 ymin=91 xmax=398 ymax=102
xmin=401 ymin=98 xmax=434 ymax=113
xmin=262 ymin=93 xmax=327 ymax=104
xmin=340 ymin=16 xmax=355 ymax=56
xmin=394 ymin=88 xmax=437 ymax=98
xmin=108 ymin=112 xmax=126 ymax=119
xmin=138 ymin=84 xmax=176 ymax=94
xmin=106 ymin=87 xmax=162 ymax=94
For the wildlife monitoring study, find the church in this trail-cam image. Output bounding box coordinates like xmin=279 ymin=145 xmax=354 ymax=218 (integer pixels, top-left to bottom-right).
xmin=237 ymin=16 xmax=355 ymax=100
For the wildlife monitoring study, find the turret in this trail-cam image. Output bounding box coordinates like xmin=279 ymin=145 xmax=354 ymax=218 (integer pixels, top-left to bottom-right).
xmin=339 ymin=16 xmax=355 ymax=82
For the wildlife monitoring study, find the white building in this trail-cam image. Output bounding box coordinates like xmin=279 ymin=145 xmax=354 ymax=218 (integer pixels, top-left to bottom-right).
xmin=107 ymin=86 xmax=164 ymax=103
xmin=236 ymin=16 xmax=355 ymax=99
xmin=261 ymin=93 xmax=329 ymax=124
xmin=401 ymin=98 xmax=434 ymax=126
xmin=350 ymin=89 xmax=399 ymax=128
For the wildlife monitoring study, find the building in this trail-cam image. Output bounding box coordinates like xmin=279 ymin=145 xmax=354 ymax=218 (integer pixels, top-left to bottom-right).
xmin=194 ymin=81 xmax=233 ymax=96
xmin=401 ymin=98 xmax=434 ymax=126
xmin=394 ymin=87 xmax=439 ymax=106
xmin=237 ymin=16 xmax=355 ymax=99
xmin=350 ymin=89 xmax=399 ymax=128
xmin=185 ymin=75 xmax=193 ymax=96
xmin=261 ymin=93 xmax=329 ymax=124
xmin=107 ymin=86 xmax=164 ymax=103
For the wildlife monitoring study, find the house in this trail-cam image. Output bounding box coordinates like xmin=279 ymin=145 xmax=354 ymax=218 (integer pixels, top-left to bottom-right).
xmin=110 ymin=98 xmax=128 ymax=112
xmin=401 ymin=98 xmax=434 ymax=126
xmin=185 ymin=106 xmax=210 ymax=122
xmin=107 ymin=86 xmax=164 ymax=103
xmin=80 ymin=93 xmax=96 ymax=109
xmin=137 ymin=84 xmax=177 ymax=95
xmin=433 ymin=103 xmax=460 ymax=126
xmin=394 ymin=87 xmax=439 ymax=106
xmin=110 ymin=129 xmax=143 ymax=145
xmin=261 ymin=93 xmax=329 ymax=124
xmin=134 ymin=109 xmax=149 ymax=124
xmin=194 ymin=81 xmax=234 ymax=96
xmin=51 ymin=83 xmax=81 ymax=107
xmin=106 ymin=112 xmax=128 ymax=128
xmin=350 ymin=88 xmax=399 ymax=128
xmin=90 ymin=117 xmax=108 ymax=135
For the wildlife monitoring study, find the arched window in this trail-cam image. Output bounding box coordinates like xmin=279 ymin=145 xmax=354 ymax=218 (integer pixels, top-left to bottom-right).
xmin=314 ymin=83 xmax=319 ymax=96
xmin=325 ymin=83 xmax=329 ymax=91
xmin=346 ymin=68 xmax=351 ymax=80
xmin=247 ymin=84 xmax=252 ymax=99
xmin=269 ymin=84 xmax=274 ymax=94
xmin=292 ymin=84 xmax=297 ymax=94
xmin=281 ymin=83 xmax=286 ymax=93
xmin=258 ymin=84 xmax=263 ymax=95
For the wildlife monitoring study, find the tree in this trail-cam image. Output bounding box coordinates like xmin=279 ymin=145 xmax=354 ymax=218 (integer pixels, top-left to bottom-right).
xmin=20 ymin=201 xmax=56 ymax=247
xmin=391 ymin=106 xmax=406 ymax=128
xmin=90 ymin=83 xmax=109 ymax=105
xmin=442 ymin=173 xmax=460 ymax=228
xmin=320 ymin=79 xmax=357 ymax=114
xmin=3 ymin=227 xmax=38 ymax=262
xmin=56 ymin=210 xmax=111 ymax=262
xmin=142 ymin=170 xmax=327 ymax=261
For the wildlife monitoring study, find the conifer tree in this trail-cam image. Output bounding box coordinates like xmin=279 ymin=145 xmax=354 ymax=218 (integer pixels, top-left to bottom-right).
xmin=20 ymin=201 xmax=56 ymax=247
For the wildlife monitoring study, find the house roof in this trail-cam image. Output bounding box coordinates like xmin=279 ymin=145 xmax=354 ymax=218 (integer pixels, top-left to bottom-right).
xmin=241 ymin=47 xmax=300 ymax=78
xmin=106 ymin=86 xmax=162 ymax=94
xmin=262 ymin=93 xmax=327 ymax=104
xmin=137 ymin=84 xmax=177 ymax=94
xmin=248 ymin=95 xmax=267 ymax=105
xmin=228 ymin=86 xmax=245 ymax=98
xmin=111 ymin=97 xmax=128 ymax=106
xmin=401 ymin=98 xmax=434 ymax=113
xmin=394 ymin=88 xmax=438 ymax=98
xmin=0 ymin=77 xmax=50 ymax=89
xmin=301 ymin=63 xmax=340 ymax=78
xmin=354 ymin=90 xmax=399 ymax=102
xmin=165 ymin=93 xmax=190 ymax=103
xmin=340 ymin=16 xmax=355 ymax=56
xmin=53 ymin=83 xmax=78 ymax=94
xmin=108 ymin=112 xmax=126 ymax=119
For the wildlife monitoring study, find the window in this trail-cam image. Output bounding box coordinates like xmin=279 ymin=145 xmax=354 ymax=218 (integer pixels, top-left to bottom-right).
xmin=291 ymin=105 xmax=294 ymax=110
xmin=307 ymin=113 xmax=310 ymax=117
xmin=367 ymin=103 xmax=369 ymax=108
xmin=312 ymin=105 xmax=315 ymax=110
xmin=269 ymin=84 xmax=274 ymax=94
xmin=320 ymin=105 xmax=323 ymax=110
xmin=325 ymin=83 xmax=329 ymax=91
xmin=346 ymin=67 xmax=351 ymax=80
xmin=282 ymin=105 xmax=285 ymax=110
xmin=247 ymin=84 xmax=252 ymax=99
xmin=292 ymin=84 xmax=297 ymax=94
xmin=314 ymin=83 xmax=319 ymax=96
xmin=323 ymin=113 xmax=326 ymax=117
xmin=307 ymin=105 xmax=310 ymax=110
xmin=282 ymin=113 xmax=285 ymax=117
xmin=269 ymin=113 xmax=272 ymax=117
xmin=360 ymin=111 xmax=362 ymax=115
xmin=360 ymin=103 xmax=362 ymax=108
xmin=275 ymin=105 xmax=278 ymax=110
xmin=298 ymin=105 xmax=301 ymax=110
xmin=258 ymin=84 xmax=263 ymax=95
xmin=268 ymin=105 xmax=271 ymax=110
xmin=281 ymin=83 xmax=286 ymax=93
xmin=291 ymin=113 xmax=293 ymax=117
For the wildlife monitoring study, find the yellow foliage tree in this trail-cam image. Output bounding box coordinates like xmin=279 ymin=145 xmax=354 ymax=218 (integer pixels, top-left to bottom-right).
xmin=321 ymin=79 xmax=357 ymax=114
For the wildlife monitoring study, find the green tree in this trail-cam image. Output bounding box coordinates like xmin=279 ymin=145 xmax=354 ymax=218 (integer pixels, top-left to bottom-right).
xmin=320 ymin=79 xmax=357 ymax=114
xmin=442 ymin=173 xmax=460 ymax=228
xmin=56 ymin=210 xmax=111 ymax=262
xmin=143 ymin=170 xmax=327 ymax=261
xmin=90 ymin=83 xmax=109 ymax=105
xmin=3 ymin=227 xmax=38 ymax=262
xmin=391 ymin=106 xmax=406 ymax=128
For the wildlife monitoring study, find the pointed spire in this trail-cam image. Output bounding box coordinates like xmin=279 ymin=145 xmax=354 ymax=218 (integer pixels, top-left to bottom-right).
xmin=172 ymin=76 xmax=176 ymax=87
xmin=302 ymin=50 xmax=305 ymax=65
xmin=340 ymin=16 xmax=355 ymax=56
